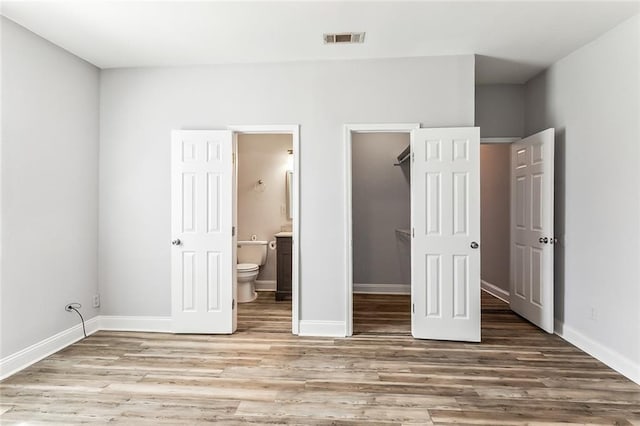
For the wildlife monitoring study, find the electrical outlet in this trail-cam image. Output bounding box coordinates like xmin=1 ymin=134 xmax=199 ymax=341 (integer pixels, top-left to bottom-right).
xmin=589 ymin=307 xmax=597 ymax=321
xmin=93 ymin=294 xmax=100 ymax=308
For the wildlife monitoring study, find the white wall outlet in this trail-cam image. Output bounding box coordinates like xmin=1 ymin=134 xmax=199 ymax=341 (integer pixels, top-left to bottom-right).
xmin=93 ymin=294 xmax=100 ymax=308
xmin=589 ymin=307 xmax=597 ymax=321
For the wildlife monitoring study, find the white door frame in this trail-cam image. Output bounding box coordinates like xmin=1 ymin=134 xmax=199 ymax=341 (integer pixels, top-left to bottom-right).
xmin=228 ymin=125 xmax=301 ymax=335
xmin=344 ymin=123 xmax=420 ymax=337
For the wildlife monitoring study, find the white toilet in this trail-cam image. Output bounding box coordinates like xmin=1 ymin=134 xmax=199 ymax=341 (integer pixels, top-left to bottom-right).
xmin=236 ymin=240 xmax=268 ymax=303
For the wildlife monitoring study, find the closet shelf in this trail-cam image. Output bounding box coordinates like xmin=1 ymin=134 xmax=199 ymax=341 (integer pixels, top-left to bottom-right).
xmin=393 ymin=145 xmax=411 ymax=166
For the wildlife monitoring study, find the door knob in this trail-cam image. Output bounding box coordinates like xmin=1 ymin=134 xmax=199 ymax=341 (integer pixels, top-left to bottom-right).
xmin=539 ymin=237 xmax=548 ymax=244
xmin=470 ymin=241 xmax=479 ymax=249
xmin=171 ymin=239 xmax=182 ymax=246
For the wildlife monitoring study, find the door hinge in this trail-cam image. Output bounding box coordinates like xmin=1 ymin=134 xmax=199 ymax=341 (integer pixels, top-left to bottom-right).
xmin=412 ymin=228 xmax=415 ymax=238
xmin=232 ymin=153 xmax=236 ymax=165
xmin=412 ymin=303 xmax=415 ymax=313
xmin=232 ymin=226 xmax=236 ymax=237
xmin=232 ymin=299 xmax=236 ymax=310
xmin=411 ymin=152 xmax=415 ymax=162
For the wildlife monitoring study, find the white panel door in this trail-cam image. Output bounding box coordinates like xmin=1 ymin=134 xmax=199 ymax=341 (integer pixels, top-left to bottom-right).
xmin=510 ymin=128 xmax=554 ymax=333
xmin=171 ymin=130 xmax=237 ymax=334
xmin=411 ymin=127 xmax=481 ymax=342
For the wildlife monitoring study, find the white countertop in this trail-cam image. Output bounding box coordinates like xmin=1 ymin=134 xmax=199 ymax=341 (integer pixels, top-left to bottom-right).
xmin=274 ymin=231 xmax=292 ymax=237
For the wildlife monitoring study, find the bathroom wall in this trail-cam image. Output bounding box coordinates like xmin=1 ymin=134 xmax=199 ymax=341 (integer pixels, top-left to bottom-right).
xmin=237 ymin=133 xmax=293 ymax=283
xmin=480 ymin=144 xmax=511 ymax=294
xmin=352 ymin=133 xmax=410 ymax=291
xmin=1 ymin=18 xmax=100 ymax=359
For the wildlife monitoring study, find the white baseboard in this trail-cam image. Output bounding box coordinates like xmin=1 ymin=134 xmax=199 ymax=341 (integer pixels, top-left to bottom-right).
xmin=554 ymin=320 xmax=640 ymax=385
xmin=0 ymin=316 xmax=100 ymax=380
xmin=99 ymin=316 xmax=172 ymax=333
xmin=481 ymin=280 xmax=510 ymax=303
xmin=353 ymin=283 xmax=410 ymax=295
xmin=255 ymin=280 xmax=276 ymax=291
xmin=298 ymin=320 xmax=346 ymax=337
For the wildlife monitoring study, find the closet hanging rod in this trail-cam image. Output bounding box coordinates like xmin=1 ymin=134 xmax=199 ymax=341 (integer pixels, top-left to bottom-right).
xmin=393 ymin=145 xmax=411 ymax=166
xmin=395 ymin=228 xmax=411 ymax=237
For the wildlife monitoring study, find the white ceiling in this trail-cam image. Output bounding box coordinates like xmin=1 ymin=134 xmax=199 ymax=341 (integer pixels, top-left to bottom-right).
xmin=2 ymin=1 xmax=638 ymax=84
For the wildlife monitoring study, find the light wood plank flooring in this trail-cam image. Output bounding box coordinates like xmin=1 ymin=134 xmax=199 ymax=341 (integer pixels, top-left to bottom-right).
xmin=1 ymin=292 xmax=639 ymax=424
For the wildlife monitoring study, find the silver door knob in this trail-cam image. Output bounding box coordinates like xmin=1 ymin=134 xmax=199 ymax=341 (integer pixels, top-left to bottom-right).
xmin=171 ymin=239 xmax=181 ymax=246
xmin=470 ymin=241 xmax=479 ymax=249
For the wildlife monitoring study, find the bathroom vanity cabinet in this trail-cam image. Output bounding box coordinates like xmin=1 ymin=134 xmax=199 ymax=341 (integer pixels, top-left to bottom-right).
xmin=275 ymin=235 xmax=292 ymax=301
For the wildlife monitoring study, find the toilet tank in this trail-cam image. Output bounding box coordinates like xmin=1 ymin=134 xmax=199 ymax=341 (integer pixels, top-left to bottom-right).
xmin=237 ymin=240 xmax=268 ymax=265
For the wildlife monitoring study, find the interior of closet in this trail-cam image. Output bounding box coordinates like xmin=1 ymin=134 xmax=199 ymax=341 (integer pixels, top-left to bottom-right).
xmin=351 ymin=132 xmax=411 ymax=334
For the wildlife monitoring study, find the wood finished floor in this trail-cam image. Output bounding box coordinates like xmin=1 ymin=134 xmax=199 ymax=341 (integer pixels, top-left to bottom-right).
xmin=1 ymin=292 xmax=639 ymax=425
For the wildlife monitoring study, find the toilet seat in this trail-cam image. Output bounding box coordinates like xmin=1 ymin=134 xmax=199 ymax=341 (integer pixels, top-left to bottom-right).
xmin=237 ymin=263 xmax=259 ymax=272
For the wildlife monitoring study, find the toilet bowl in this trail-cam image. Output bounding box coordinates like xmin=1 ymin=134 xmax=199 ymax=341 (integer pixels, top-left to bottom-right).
xmin=236 ymin=240 xmax=268 ymax=303
xmin=237 ymin=263 xmax=260 ymax=303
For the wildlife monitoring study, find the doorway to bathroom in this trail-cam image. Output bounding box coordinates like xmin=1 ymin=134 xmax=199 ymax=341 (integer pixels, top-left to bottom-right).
xmin=235 ymin=132 xmax=294 ymax=332
xmin=170 ymin=125 xmax=300 ymax=335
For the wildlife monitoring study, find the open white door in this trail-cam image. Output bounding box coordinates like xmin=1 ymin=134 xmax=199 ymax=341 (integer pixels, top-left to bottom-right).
xmin=171 ymin=130 xmax=237 ymax=333
xmin=510 ymin=128 xmax=554 ymax=333
xmin=411 ymin=127 xmax=481 ymax=342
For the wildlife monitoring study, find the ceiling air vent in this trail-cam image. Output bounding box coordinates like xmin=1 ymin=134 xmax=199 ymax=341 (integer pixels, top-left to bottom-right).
xmin=323 ymin=32 xmax=365 ymax=44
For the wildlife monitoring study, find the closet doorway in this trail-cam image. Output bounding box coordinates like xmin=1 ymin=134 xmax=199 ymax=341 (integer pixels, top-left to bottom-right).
xmin=480 ymin=132 xmax=555 ymax=334
xmin=346 ymin=125 xmax=483 ymax=342
xmin=479 ymin=138 xmax=518 ymax=304
xmin=345 ymin=126 xmax=554 ymax=340
xmin=344 ymin=124 xmax=419 ymax=336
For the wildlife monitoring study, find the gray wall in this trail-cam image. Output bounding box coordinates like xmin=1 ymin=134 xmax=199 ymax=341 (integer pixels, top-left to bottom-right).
xmin=0 ymin=18 xmax=100 ymax=357
xmin=524 ymin=15 xmax=640 ymax=377
xmin=480 ymin=144 xmax=511 ymax=292
xmin=237 ymin=133 xmax=292 ymax=282
xmin=98 ymin=55 xmax=475 ymax=322
xmin=352 ymin=133 xmax=410 ymax=287
xmin=475 ymin=84 xmax=524 ymax=138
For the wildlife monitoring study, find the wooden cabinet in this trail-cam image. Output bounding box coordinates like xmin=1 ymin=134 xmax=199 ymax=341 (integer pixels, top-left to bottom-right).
xmin=275 ymin=235 xmax=292 ymax=301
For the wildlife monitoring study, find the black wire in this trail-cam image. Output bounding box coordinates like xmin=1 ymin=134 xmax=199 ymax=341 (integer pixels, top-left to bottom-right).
xmin=69 ymin=307 xmax=87 ymax=338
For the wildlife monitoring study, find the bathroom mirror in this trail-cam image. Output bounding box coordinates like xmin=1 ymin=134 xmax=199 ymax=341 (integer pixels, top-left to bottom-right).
xmin=286 ymin=170 xmax=293 ymax=220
